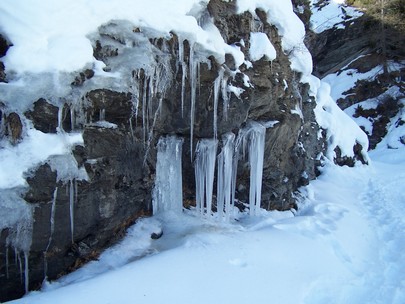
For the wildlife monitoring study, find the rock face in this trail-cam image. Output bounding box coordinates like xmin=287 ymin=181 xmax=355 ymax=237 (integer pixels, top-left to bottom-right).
xmin=0 ymin=1 xmax=366 ymax=301
xmin=306 ymin=9 xmax=405 ymax=150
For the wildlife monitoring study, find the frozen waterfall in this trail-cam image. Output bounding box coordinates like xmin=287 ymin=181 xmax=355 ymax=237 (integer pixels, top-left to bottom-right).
xmin=152 ymin=135 xmax=184 ymax=214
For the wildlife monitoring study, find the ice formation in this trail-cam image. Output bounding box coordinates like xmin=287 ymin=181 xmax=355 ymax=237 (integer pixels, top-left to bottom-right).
xmin=195 ymin=139 xmax=218 ymax=216
xmin=152 ymin=136 xmax=184 ymax=214
xmin=216 ymin=133 xmax=236 ymax=221
xmin=235 ymin=122 xmax=266 ymax=216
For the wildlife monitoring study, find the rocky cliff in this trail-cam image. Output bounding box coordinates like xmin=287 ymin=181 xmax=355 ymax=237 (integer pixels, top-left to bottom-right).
xmin=0 ymin=0 xmax=368 ymax=301
xmin=306 ymin=0 xmax=405 ymax=150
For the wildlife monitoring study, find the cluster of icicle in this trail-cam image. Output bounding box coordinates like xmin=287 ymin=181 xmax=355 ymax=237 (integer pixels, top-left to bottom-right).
xmin=153 ymin=121 xmax=266 ymax=221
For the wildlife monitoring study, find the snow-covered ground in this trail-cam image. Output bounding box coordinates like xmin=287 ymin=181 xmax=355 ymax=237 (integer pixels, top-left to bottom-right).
xmin=7 ymin=143 xmax=405 ymax=304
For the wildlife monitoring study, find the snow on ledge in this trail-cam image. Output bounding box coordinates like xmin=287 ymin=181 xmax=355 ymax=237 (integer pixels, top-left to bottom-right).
xmin=312 ymin=77 xmax=370 ymax=162
xmin=249 ymin=32 xmax=276 ymax=62
xmin=0 ymin=129 xmax=84 ymax=189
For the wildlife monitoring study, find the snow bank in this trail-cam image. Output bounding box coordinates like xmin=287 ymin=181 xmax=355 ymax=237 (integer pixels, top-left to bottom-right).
xmin=311 ymin=76 xmax=370 ymax=162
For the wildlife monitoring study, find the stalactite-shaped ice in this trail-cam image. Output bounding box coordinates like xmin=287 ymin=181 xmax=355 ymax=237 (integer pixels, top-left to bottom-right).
xmin=47 ymin=187 xmax=57 ymax=250
xmin=216 ymin=133 xmax=235 ymax=221
xmin=152 ymin=136 xmax=184 ymax=214
xmin=17 ymin=251 xmax=22 ymax=283
xmin=195 ymin=139 xmax=217 ymax=216
xmin=44 ymin=187 xmax=58 ymax=278
xmin=69 ymin=180 xmax=75 ymax=244
xmin=178 ymin=37 xmax=187 ymax=117
xmin=99 ymin=108 xmax=106 ymax=121
xmin=221 ymin=73 xmax=230 ymax=120
xmin=57 ymin=105 xmax=64 ymax=132
xmin=213 ymin=68 xmax=224 ymax=140
xmin=24 ymin=250 xmax=29 ymax=293
xmin=236 ymin=122 xmax=266 ymax=216
xmin=189 ymin=43 xmax=199 ymax=160
xmin=6 ymin=246 xmax=9 ymax=279
xmin=143 ymin=94 xmax=163 ymax=166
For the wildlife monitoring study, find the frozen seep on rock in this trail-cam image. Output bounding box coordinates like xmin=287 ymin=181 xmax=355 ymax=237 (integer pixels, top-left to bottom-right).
xmin=0 ymin=0 xmax=369 ymax=301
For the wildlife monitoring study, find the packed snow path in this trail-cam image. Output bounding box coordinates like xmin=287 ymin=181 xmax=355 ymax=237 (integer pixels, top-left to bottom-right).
xmin=8 ymin=148 xmax=405 ymax=304
xmin=356 ymin=151 xmax=405 ymax=303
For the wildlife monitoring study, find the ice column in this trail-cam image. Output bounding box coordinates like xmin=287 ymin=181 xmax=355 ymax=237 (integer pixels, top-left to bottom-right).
xmin=241 ymin=122 xmax=266 ymax=216
xmin=216 ymin=133 xmax=235 ymax=221
xmin=152 ymin=136 xmax=184 ymax=214
xmin=195 ymin=139 xmax=217 ymax=216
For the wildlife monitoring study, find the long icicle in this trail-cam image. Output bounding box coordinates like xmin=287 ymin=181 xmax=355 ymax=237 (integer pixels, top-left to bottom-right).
xmin=213 ymin=68 xmax=225 ymax=140
xmin=189 ymin=43 xmax=198 ymax=160
xmin=69 ymin=180 xmax=75 ymax=244
xmin=44 ymin=187 xmax=58 ymax=278
xmin=24 ymin=251 xmax=29 ymax=294
xmin=195 ymin=139 xmax=217 ymax=216
xmin=178 ymin=37 xmax=187 ymax=117
xmin=216 ymin=133 xmax=235 ymax=221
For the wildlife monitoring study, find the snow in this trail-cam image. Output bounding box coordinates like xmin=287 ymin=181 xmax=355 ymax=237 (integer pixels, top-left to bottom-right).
xmin=0 ymin=128 xmax=84 ymax=189
xmin=310 ymin=0 xmax=363 ymax=34
xmin=323 ymin=65 xmax=384 ymax=101
xmin=309 ymin=75 xmax=370 ymax=161
xmin=8 ymin=143 xmax=405 ymax=304
xmin=249 ymin=32 xmax=276 ymax=62
xmin=238 ymin=0 xmax=313 ymax=75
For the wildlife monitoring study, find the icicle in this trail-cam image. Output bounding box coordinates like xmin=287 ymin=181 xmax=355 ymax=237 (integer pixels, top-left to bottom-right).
xmin=216 ymin=133 xmax=235 ymax=221
xmin=189 ymin=43 xmax=199 ymax=160
xmin=236 ymin=122 xmax=266 ymax=216
xmin=43 ymin=187 xmax=58 ymax=278
xmin=213 ymin=69 xmax=224 ymax=140
xmin=143 ymin=96 xmax=163 ymax=166
xmin=248 ymin=124 xmax=265 ymax=216
xmin=47 ymin=187 xmax=57 ymax=250
xmin=69 ymin=180 xmax=75 ymax=244
xmin=70 ymin=106 xmax=76 ymax=131
xmin=142 ymin=75 xmax=149 ymax=144
xmin=178 ymin=38 xmax=187 ymax=117
xmin=6 ymin=246 xmax=9 ymax=279
xmin=24 ymin=250 xmax=29 ymax=293
xmin=194 ymin=139 xmax=217 ymax=216
xmin=17 ymin=251 xmax=22 ymax=283
xmin=57 ymin=105 xmax=64 ymax=132
xmin=152 ymin=135 xmax=184 ymax=214
xmin=221 ymin=75 xmax=229 ymax=120
xmin=99 ymin=108 xmax=106 ymax=121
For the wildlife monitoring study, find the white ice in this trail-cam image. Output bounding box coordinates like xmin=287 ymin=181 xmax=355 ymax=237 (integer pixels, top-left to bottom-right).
xmin=152 ymin=135 xmax=184 ymax=215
